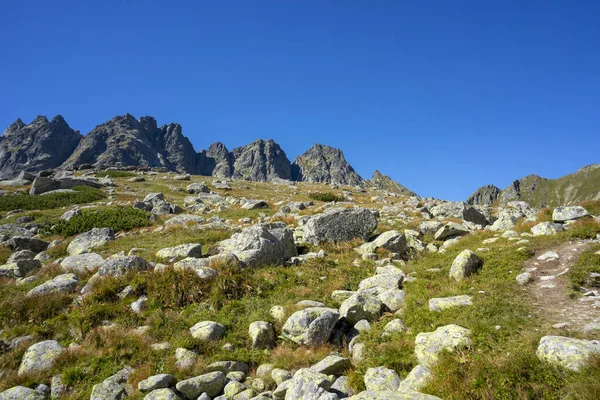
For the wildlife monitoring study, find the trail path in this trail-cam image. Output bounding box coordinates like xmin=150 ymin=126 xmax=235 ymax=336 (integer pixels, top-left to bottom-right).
xmin=525 ymin=240 xmax=600 ymax=333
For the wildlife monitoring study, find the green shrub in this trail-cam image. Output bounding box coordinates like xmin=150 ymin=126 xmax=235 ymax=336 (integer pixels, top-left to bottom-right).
xmin=0 ymin=186 xmax=105 ymax=212
xmin=308 ymin=192 xmax=344 ymax=202
xmin=98 ymin=170 xmax=136 ymax=178
xmin=50 ymin=207 xmax=152 ymax=237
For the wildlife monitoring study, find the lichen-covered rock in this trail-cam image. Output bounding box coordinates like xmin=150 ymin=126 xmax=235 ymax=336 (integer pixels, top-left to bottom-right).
xmin=97 ymin=255 xmax=151 ymax=276
xmin=190 ymin=321 xmax=226 ymax=342
xmin=382 ymin=319 xmax=407 ymax=336
xmin=164 ymin=214 xmax=206 ymax=226
xmin=26 ymin=273 xmax=78 ymax=297
xmin=430 ymin=201 xmax=490 ymax=226
xmin=0 ymin=259 xmax=41 ymax=278
xmin=531 ymin=222 xmax=565 ymax=236
xmin=143 ymin=388 xmax=182 ymax=400
xmin=175 ymin=348 xmax=198 ymax=370
xmin=218 ymin=222 xmax=297 ymax=268
xmin=355 ymin=230 xmax=408 ymax=256
xmin=552 ymin=206 xmax=589 ymax=222
xmin=67 ymin=227 xmax=115 ymax=256
xmin=0 ymin=223 xmax=33 ymax=239
xmin=397 ymin=365 xmax=432 ymax=394
xmin=156 ymin=243 xmax=202 ymax=260
xmin=6 ymin=236 xmax=49 ymax=253
xmin=303 ymin=208 xmax=377 ymax=245
xmin=348 ymin=390 xmax=441 ymax=400
xmin=60 ymin=252 xmax=104 ymax=273
xmin=339 ymin=293 xmax=382 ymax=324
xmin=172 ymin=257 xmax=219 ymax=280
xmin=0 ymin=386 xmax=46 ymax=400
xmin=186 ymin=182 xmax=210 ymax=194
xmin=284 ymin=368 xmax=333 ymax=400
xmin=18 ymin=340 xmax=65 ymax=376
xmin=358 ymin=273 xmax=403 ymax=292
xmin=415 ymin=325 xmax=471 ymax=368
xmin=428 ymin=295 xmax=473 ymax=312
xmin=138 ymin=374 xmax=177 ymax=392
xmin=433 ymin=222 xmax=469 ymax=241
xmin=449 ymin=250 xmax=483 ymax=281
xmin=205 ymin=360 xmax=250 ymax=374
xmin=363 ymin=366 xmax=401 ymax=391
xmin=516 ymin=272 xmax=533 ymax=286
xmin=536 ymin=335 xmax=600 ymax=372
xmin=90 ymin=367 xmax=134 ymax=400
xmin=310 ymin=355 xmax=351 ymax=376
xmin=330 ymin=375 xmax=354 ymax=398
xmin=377 ymin=288 xmax=406 ymax=313
xmin=175 ymin=371 xmax=227 ymax=399
xmin=249 ymin=321 xmax=276 ymax=349
xmin=281 ymin=307 xmax=339 ymax=346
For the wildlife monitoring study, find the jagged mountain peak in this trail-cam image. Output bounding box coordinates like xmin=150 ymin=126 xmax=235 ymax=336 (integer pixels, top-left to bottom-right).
xmin=370 ymin=170 xmax=417 ymax=196
xmin=292 ymin=143 xmax=362 ymax=186
xmin=466 ymin=184 xmax=501 ymax=205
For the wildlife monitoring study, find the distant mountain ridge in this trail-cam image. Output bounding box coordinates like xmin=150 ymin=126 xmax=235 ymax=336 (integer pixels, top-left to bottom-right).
xmin=467 ymin=165 xmax=600 ymax=207
xmin=0 ymin=114 xmax=409 ymax=189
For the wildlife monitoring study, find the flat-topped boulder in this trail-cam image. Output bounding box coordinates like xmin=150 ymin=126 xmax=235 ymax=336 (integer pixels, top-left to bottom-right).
xmin=303 ymin=207 xmax=378 ymax=245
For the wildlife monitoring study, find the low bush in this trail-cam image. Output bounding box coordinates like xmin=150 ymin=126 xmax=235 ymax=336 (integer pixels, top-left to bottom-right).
xmin=0 ymin=186 xmax=106 ymax=212
xmin=308 ymin=191 xmax=344 ymax=202
xmin=50 ymin=207 xmax=152 ymax=237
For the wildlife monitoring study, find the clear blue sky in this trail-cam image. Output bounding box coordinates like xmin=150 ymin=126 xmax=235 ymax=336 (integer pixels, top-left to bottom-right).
xmin=1 ymin=1 xmax=599 ymax=200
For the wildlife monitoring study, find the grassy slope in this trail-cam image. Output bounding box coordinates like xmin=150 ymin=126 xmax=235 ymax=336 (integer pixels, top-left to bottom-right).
xmin=0 ymin=172 xmax=599 ymax=399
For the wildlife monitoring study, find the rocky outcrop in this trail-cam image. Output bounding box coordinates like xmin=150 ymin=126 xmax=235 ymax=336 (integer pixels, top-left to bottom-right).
xmin=292 ymin=144 xmax=362 ymax=185
xmin=0 ymin=115 xmax=81 ymax=178
xmin=499 ymin=175 xmax=545 ymax=205
xmin=466 ymin=184 xmax=501 ymax=206
xmin=61 ymin=114 xmax=197 ymax=172
xmin=369 ymin=170 xmax=417 ymax=196
xmin=197 ymin=142 xmax=234 ymax=178
xmin=230 ymin=139 xmax=292 ymax=181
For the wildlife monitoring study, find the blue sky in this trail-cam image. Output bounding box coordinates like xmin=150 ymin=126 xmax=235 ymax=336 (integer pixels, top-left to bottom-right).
xmin=1 ymin=1 xmax=598 ymax=200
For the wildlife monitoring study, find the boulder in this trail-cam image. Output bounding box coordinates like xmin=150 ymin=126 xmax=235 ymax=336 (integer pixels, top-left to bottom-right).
xmin=552 ymin=206 xmax=589 ymax=222
xmin=97 ymin=255 xmax=151 ymax=276
xmin=415 ymin=324 xmax=471 ymax=368
xmin=282 ymin=307 xmax=340 ymax=346
xmin=0 ymin=259 xmax=41 ymax=278
xmin=67 ymin=227 xmax=115 ymax=256
xmin=190 ymin=321 xmax=226 ymax=342
xmin=433 ymin=222 xmax=469 ymax=241
xmin=175 ymin=371 xmax=227 ymax=399
xmin=429 ymin=201 xmax=490 ymax=226
xmin=138 ymin=374 xmax=177 ymax=392
xmin=249 ymin=321 xmax=276 ymax=349
xmin=355 ymin=230 xmax=408 ymax=256
xmin=531 ymin=222 xmax=565 ymax=236
xmin=310 ymin=355 xmax=351 ymax=376
xmin=449 ymin=250 xmax=483 ymax=281
xmin=0 ymin=386 xmax=46 ymax=400
xmin=0 ymin=223 xmax=33 ymax=238
xmin=364 ymin=366 xmax=401 ymax=391
xmin=348 ymin=391 xmax=441 ymax=399
xmin=339 ymin=293 xmax=382 ymax=324
xmin=156 ymin=243 xmax=202 ymax=260
xmin=428 ymin=295 xmax=473 ymax=312
xmin=60 ymin=252 xmax=104 ymax=273
xmin=303 ymin=208 xmax=377 ymax=245
xmin=143 ymin=389 xmax=182 ymax=400
xmin=284 ymin=368 xmax=333 ymax=400
xmin=6 ymin=236 xmax=49 ymax=253
xmin=536 ymin=335 xmax=600 ymax=372
xmin=26 ymin=273 xmax=78 ymax=297
xmin=164 ymin=214 xmax=206 ymax=226
xmin=397 ymin=365 xmax=433 ymax=394
xmin=18 ymin=340 xmax=65 ymax=376
xmin=217 ymin=222 xmax=297 ymax=268
xmin=186 ymin=183 xmax=210 ymax=194
xmin=90 ymin=367 xmax=134 ymax=400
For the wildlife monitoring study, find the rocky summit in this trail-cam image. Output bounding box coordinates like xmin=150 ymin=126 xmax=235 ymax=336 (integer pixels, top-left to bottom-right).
xmin=0 ymin=149 xmax=600 ymax=400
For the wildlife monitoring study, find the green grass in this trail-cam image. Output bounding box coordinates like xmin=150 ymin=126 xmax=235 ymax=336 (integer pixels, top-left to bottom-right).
xmin=568 ymin=244 xmax=600 ymax=292
xmin=308 ymin=191 xmax=345 ymax=202
xmin=97 ymin=170 xmax=136 ymax=178
xmin=0 ymin=186 xmax=106 ymax=212
xmin=49 ymin=207 xmax=152 ymax=237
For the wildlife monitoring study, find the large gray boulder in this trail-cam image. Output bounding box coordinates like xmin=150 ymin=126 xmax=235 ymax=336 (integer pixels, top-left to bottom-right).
xmin=143 ymin=389 xmax=181 ymax=400
xmin=0 ymin=259 xmax=41 ymax=278
xmin=415 ymin=324 xmax=471 ymax=368
xmin=339 ymin=293 xmax=382 ymax=324
xmin=156 ymin=243 xmax=202 ymax=260
xmin=217 ymin=222 xmax=297 ymax=267
xmin=284 ymin=368 xmax=334 ymax=400
xmin=61 ymin=252 xmax=104 ymax=273
xmin=429 ymin=201 xmax=490 ymax=226
xmin=29 ymin=176 xmax=103 ymax=195
xmin=249 ymin=321 xmax=276 ymax=349
xmin=175 ymin=371 xmax=228 ymax=399
xmin=67 ymin=228 xmax=115 ymax=256
xmin=449 ymin=250 xmax=483 ymax=281
xmin=364 ymin=366 xmax=401 ymax=391
xmin=0 ymin=223 xmax=33 ymax=239
xmin=552 ymin=206 xmax=589 ymax=222
xmin=536 ymin=335 xmax=600 ymax=372
xmin=138 ymin=374 xmax=177 ymax=392
xmin=96 ymin=255 xmax=151 ymax=276
xmin=0 ymin=386 xmax=47 ymax=400
xmin=189 ymin=321 xmax=226 ymax=342
xmin=531 ymin=222 xmax=565 ymax=236
xmin=18 ymin=340 xmax=65 ymax=376
xmin=26 ymin=273 xmax=78 ymax=297
xmin=354 ymin=230 xmax=408 ymax=256
xmin=282 ymin=307 xmax=340 ymax=346
xmin=90 ymin=367 xmax=134 ymax=400
xmin=6 ymin=236 xmax=49 ymax=253
xmin=303 ymin=208 xmax=377 ymax=245
xmin=433 ymin=222 xmax=469 ymax=241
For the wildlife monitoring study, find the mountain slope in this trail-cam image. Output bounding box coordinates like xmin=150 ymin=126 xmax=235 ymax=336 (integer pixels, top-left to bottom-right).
xmin=0 ymin=115 xmax=81 ymax=178
xmin=291 ymin=144 xmax=362 ymax=185
xmin=369 ymin=170 xmax=417 ymax=196
xmin=497 ymin=165 xmax=600 ymax=207
xmin=466 ymin=184 xmax=501 ymax=206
